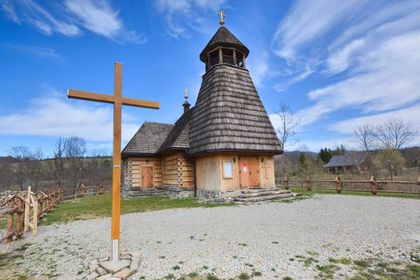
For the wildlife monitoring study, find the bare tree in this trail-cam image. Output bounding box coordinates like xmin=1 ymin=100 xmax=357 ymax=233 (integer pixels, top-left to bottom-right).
xmin=376 ymin=118 xmax=417 ymax=149
xmin=53 ymin=138 xmax=66 ymax=186
xmin=353 ymin=124 xmax=376 ymax=152
xmin=0 ymin=160 xmax=14 ymax=191
xmin=9 ymin=146 xmax=43 ymax=190
xmin=274 ymin=103 xmax=300 ymax=150
xmin=64 ymin=137 xmax=87 ymax=188
xmin=27 ymin=148 xmax=44 ymax=190
xmin=10 ymin=146 xmax=31 ymax=191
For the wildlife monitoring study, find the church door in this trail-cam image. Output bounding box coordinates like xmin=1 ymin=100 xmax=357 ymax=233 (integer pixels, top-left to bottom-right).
xmin=141 ymin=166 xmax=153 ymax=188
xmin=239 ymin=158 xmax=250 ymax=188
xmin=248 ymin=157 xmax=260 ymax=188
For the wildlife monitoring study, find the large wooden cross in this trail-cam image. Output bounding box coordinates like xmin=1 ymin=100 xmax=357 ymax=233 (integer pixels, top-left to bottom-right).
xmin=68 ymin=62 xmax=159 ymax=261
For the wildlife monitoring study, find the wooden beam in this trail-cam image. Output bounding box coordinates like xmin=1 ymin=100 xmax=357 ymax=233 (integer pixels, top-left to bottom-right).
xmin=121 ymin=97 xmax=159 ymax=109
xmin=68 ymin=89 xmax=115 ymax=104
xmin=67 ymin=90 xmax=159 ymax=109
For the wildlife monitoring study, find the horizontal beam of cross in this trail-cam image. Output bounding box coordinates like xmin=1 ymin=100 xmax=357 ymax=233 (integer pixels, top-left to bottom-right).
xmin=67 ymin=89 xmax=160 ymax=109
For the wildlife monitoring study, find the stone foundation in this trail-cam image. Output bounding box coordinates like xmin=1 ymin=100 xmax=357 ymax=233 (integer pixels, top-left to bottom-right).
xmin=87 ymin=252 xmax=140 ymax=280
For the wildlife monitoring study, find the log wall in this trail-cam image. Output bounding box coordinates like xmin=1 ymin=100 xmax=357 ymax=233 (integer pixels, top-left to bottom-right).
xmin=161 ymin=152 xmax=195 ymax=189
xmin=123 ymin=157 xmax=162 ymax=189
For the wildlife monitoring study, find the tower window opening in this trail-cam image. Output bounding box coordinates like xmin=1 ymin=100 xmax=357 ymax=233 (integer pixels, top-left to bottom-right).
xmin=222 ymin=48 xmax=234 ymax=65
xmin=209 ymin=50 xmax=219 ymax=67
xmin=236 ymin=51 xmax=244 ymax=67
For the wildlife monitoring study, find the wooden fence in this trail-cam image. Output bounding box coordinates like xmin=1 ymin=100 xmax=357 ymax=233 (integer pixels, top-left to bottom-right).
xmin=278 ymin=176 xmax=420 ymax=195
xmin=0 ymin=184 xmax=112 ymax=244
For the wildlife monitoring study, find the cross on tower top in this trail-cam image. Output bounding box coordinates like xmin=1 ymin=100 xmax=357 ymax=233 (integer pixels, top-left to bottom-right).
xmin=218 ymin=10 xmax=225 ymax=25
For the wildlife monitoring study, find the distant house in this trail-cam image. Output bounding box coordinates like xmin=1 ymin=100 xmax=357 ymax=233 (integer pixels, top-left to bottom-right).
xmin=324 ymin=153 xmax=367 ymax=173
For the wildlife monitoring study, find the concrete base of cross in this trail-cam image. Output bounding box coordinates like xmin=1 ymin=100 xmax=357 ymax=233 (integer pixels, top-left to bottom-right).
xmin=86 ymin=252 xmax=141 ymax=280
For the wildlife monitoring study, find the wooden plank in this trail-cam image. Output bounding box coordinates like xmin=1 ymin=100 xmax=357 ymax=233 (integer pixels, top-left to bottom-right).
xmin=121 ymin=97 xmax=159 ymax=109
xmin=68 ymin=89 xmax=115 ymax=104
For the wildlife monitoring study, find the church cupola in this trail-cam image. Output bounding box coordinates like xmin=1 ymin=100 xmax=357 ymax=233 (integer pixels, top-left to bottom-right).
xmin=182 ymin=88 xmax=190 ymax=113
xmin=199 ymin=11 xmax=249 ymax=72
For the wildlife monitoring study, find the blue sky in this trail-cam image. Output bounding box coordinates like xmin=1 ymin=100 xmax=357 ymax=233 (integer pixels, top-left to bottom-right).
xmin=0 ymin=0 xmax=419 ymax=157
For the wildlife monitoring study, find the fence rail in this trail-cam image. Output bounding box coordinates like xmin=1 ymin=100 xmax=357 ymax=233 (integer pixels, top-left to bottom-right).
xmin=277 ymin=176 xmax=420 ymax=195
xmin=0 ymin=184 xmax=112 ymax=244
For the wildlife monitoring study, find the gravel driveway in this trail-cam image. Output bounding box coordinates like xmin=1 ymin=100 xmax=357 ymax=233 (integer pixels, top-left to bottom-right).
xmin=2 ymin=195 xmax=420 ymax=279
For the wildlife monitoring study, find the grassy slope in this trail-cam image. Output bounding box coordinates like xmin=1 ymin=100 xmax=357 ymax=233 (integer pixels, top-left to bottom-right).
xmin=40 ymin=195 xmax=233 ymax=225
xmin=291 ymin=187 xmax=420 ymax=199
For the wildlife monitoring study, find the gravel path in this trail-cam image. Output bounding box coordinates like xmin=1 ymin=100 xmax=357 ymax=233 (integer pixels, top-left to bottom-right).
xmin=2 ymin=195 xmax=420 ymax=279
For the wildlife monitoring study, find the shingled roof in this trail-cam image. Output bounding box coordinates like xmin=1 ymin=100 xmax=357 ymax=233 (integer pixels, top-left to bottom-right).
xmin=122 ymin=122 xmax=173 ymax=157
xmin=188 ymin=64 xmax=282 ymax=155
xmin=199 ymin=26 xmax=249 ymax=62
xmin=324 ymin=153 xmax=366 ymax=168
xmin=123 ymin=25 xmax=282 ymax=158
xmin=158 ymin=108 xmax=194 ymax=153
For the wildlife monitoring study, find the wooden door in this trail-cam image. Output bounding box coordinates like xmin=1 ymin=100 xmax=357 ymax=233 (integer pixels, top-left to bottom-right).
xmin=248 ymin=157 xmax=260 ymax=188
xmin=141 ymin=166 xmax=153 ymax=188
xmin=238 ymin=158 xmax=250 ymax=188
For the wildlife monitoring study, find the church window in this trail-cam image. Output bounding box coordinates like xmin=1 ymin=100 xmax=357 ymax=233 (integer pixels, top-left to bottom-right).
xmin=222 ymin=48 xmax=234 ymax=65
xmin=223 ymin=161 xmax=233 ymax=178
xmin=209 ymin=50 xmax=219 ymax=67
xmin=236 ymin=51 xmax=244 ymax=67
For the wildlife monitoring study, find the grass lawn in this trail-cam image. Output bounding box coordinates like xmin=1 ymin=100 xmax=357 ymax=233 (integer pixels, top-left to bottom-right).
xmin=39 ymin=194 xmax=234 ymax=225
xmin=291 ymin=187 xmax=420 ymax=199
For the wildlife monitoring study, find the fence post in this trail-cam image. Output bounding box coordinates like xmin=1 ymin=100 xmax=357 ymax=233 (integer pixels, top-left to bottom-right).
xmin=335 ymin=176 xmax=342 ymax=193
xmin=370 ymin=176 xmax=377 ymax=195
xmin=16 ymin=198 xmax=24 ymax=238
xmin=7 ymin=200 xmax=14 ymax=242
xmin=32 ymin=199 xmax=38 ymax=236
xmin=38 ymin=194 xmax=43 ymax=219
xmin=24 ymin=186 xmax=31 ymax=232
xmin=306 ymin=176 xmax=312 ymax=191
xmin=284 ymin=176 xmax=289 ymax=190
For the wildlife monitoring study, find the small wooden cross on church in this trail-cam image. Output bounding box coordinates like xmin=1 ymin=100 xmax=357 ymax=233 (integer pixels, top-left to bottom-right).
xmin=68 ymin=62 xmax=159 ymax=261
xmin=218 ymin=10 xmax=225 ymax=25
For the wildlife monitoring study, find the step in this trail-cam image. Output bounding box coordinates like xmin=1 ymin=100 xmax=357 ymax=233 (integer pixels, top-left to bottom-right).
xmin=125 ymin=189 xmax=167 ymax=198
xmin=233 ymin=193 xmax=295 ymax=203
xmin=236 ymin=190 xmax=291 ymax=198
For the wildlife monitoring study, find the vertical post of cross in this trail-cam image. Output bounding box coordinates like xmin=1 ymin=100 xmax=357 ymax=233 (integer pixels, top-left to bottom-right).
xmin=112 ymin=62 xmax=122 ymax=261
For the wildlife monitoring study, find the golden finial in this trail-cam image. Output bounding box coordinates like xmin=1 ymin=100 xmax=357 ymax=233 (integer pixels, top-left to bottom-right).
xmin=218 ymin=10 xmax=225 ymax=26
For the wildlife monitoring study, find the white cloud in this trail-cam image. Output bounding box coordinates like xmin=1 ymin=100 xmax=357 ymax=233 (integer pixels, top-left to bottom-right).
xmin=154 ymin=0 xmax=225 ymax=38
xmin=271 ymin=1 xmax=420 ymax=129
xmin=1 ymin=0 xmax=19 ymax=23
xmin=0 ymin=89 xmax=142 ymax=143
xmin=330 ymin=104 xmax=420 ymax=134
xmin=274 ymin=64 xmax=314 ymax=92
xmin=300 ymin=29 xmax=420 ymax=126
xmin=291 ymin=137 xmax=355 ymax=152
xmin=0 ymin=0 xmax=145 ymax=43
xmin=65 ymin=0 xmax=121 ymax=38
xmin=326 ymin=39 xmax=365 ymax=74
xmin=248 ymin=51 xmax=269 ymax=88
xmin=18 ymin=0 xmax=80 ymax=36
xmin=7 ymin=44 xmax=63 ymax=60
xmin=64 ymin=0 xmax=144 ymax=43
xmin=271 ymin=0 xmax=365 ymax=61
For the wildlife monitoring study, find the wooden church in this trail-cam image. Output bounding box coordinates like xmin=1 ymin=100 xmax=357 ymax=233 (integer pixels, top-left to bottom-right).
xmin=122 ymin=19 xmax=282 ymax=197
